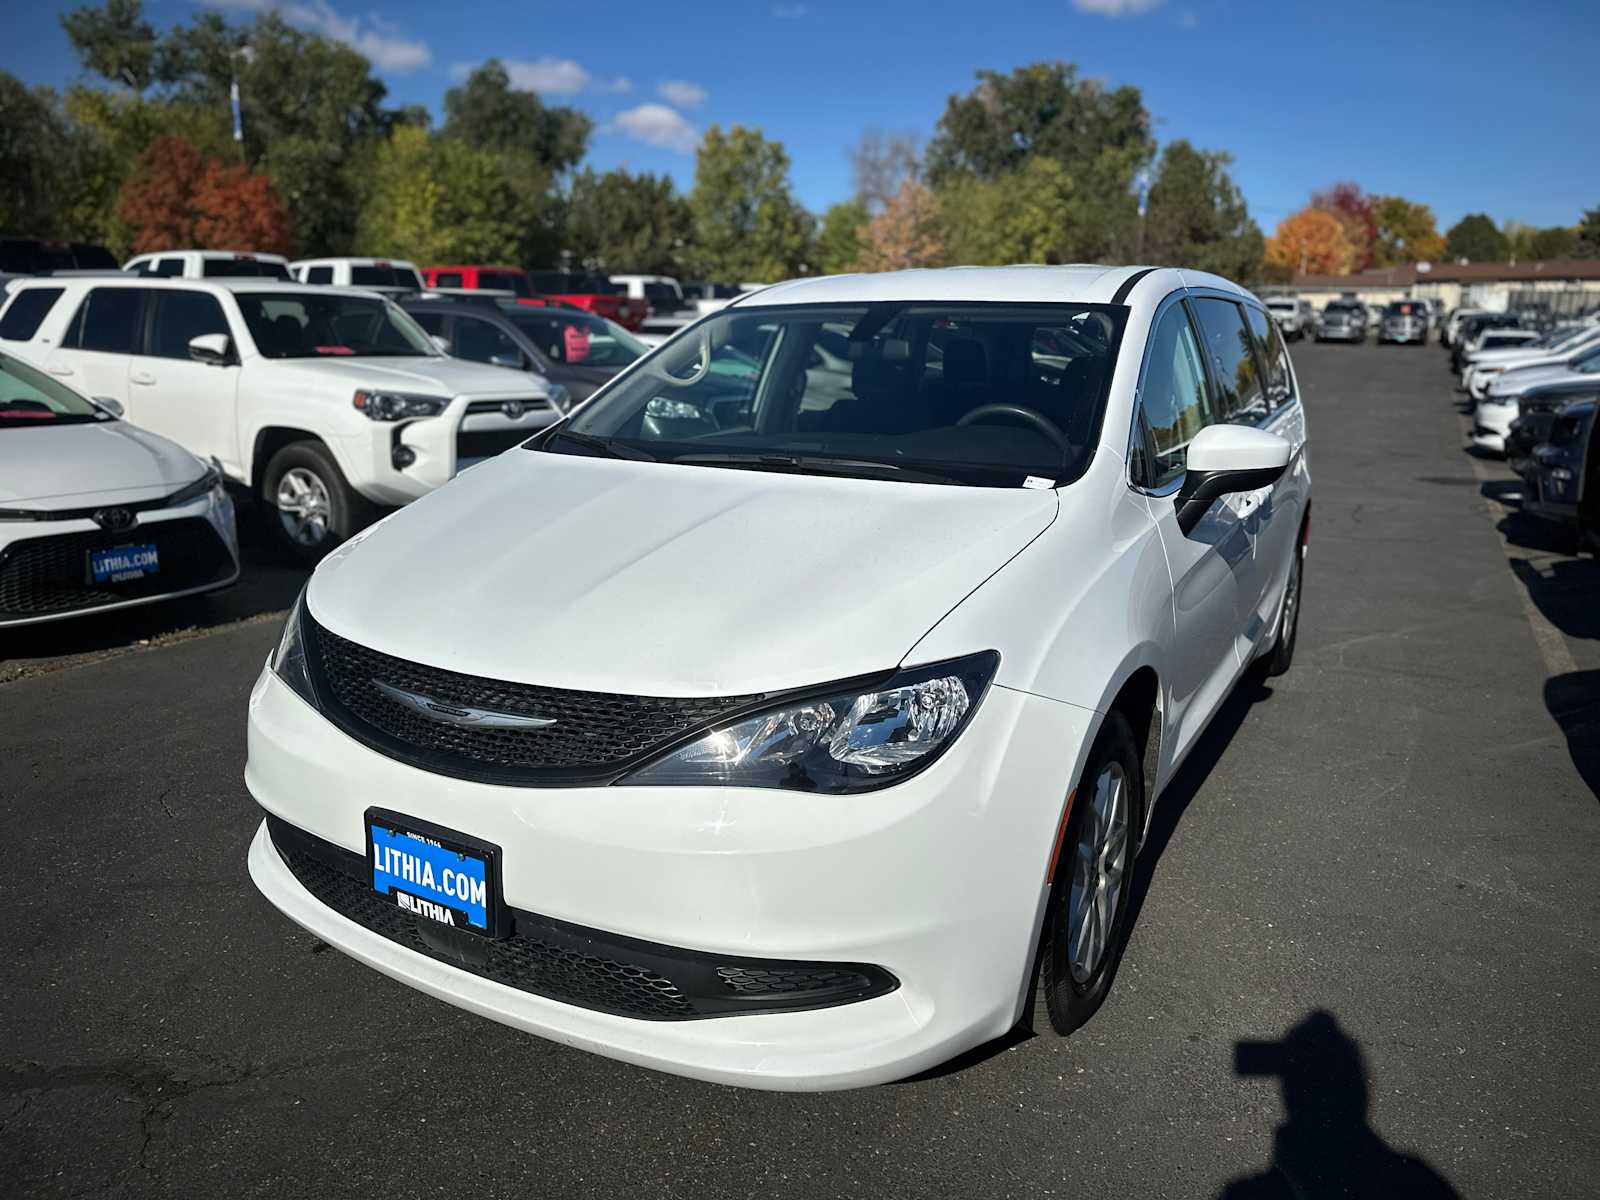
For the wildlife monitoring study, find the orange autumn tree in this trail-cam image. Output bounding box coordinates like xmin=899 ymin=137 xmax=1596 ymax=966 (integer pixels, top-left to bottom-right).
xmin=1264 ymin=208 xmax=1354 ymax=277
xmin=854 ymin=179 xmax=946 ymax=272
xmin=116 ymin=136 xmax=292 ymax=255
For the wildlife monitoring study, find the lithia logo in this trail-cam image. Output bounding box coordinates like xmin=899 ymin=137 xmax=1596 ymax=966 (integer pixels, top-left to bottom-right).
xmin=371 ymin=679 xmax=556 ymax=730
xmin=93 ymin=508 xmax=135 ymax=532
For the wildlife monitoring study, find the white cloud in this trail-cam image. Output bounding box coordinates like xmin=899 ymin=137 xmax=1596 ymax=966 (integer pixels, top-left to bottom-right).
xmin=1072 ymin=0 xmax=1164 ymax=16
xmin=503 ymin=57 xmax=591 ymax=95
xmin=611 ymin=103 xmax=698 ymax=153
xmin=199 ymin=0 xmax=431 ymax=71
xmin=772 ymin=3 xmax=810 ymax=17
xmin=657 ymin=80 xmax=708 ymax=109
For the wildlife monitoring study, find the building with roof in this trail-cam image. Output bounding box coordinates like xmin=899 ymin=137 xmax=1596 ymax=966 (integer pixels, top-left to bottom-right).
xmin=1273 ymin=258 xmax=1600 ymax=317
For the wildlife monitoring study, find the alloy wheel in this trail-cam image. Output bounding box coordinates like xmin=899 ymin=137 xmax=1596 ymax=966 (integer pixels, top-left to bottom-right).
xmin=275 ymin=467 xmax=332 ymax=547
xmin=1067 ymin=761 xmax=1130 ymax=984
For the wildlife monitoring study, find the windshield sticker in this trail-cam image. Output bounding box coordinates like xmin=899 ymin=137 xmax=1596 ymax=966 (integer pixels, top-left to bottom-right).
xmin=315 ymin=346 xmax=355 ymax=355
xmin=564 ymin=324 xmax=591 ymax=364
xmin=1023 ymin=476 xmax=1056 ymax=489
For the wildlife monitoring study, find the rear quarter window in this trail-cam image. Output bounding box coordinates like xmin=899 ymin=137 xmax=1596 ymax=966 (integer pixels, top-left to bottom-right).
xmin=0 ymin=287 xmax=65 ymax=341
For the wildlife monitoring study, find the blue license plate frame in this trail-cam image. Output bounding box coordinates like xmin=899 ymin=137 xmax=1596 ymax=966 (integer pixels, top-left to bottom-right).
xmin=365 ymin=808 xmax=506 ymax=938
xmin=89 ymin=543 xmax=159 ymax=584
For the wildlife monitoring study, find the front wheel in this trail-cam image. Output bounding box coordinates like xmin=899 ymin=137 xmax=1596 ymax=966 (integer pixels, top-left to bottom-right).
xmin=261 ymin=440 xmax=377 ymax=562
xmin=1265 ymin=524 xmax=1307 ymax=676
xmin=1035 ymin=712 xmax=1143 ymax=1036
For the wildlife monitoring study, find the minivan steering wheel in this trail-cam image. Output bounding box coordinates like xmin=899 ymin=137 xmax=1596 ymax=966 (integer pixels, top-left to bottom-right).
xmin=956 ymin=403 xmax=1071 ymax=454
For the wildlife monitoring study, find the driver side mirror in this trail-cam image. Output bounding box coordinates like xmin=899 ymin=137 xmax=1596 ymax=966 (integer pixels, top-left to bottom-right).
xmin=188 ymin=333 xmax=232 ymax=366
xmin=1175 ymin=425 xmax=1291 ymax=536
xmin=430 ymin=334 xmax=452 ymax=355
xmin=490 ymin=351 xmax=525 ymax=370
xmin=92 ymin=396 xmax=124 ymax=418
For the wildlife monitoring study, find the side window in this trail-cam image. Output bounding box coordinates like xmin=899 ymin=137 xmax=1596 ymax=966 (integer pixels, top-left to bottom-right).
xmin=1191 ymin=297 xmax=1267 ymax=424
xmin=409 ymin=311 xmax=445 ymax=336
xmin=1136 ymin=302 xmax=1216 ymax=489
xmin=453 ymin=317 xmax=522 ymax=366
xmin=306 ymin=266 xmax=333 ymax=285
xmin=435 ymin=271 xmax=463 ymax=288
xmin=1243 ymin=305 xmax=1295 ymax=416
xmin=0 ymin=287 xmax=64 ymax=341
xmin=154 ymin=258 xmax=184 ymax=277
xmin=73 ymin=288 xmax=145 ymax=354
xmin=148 ymin=290 xmax=230 ymax=359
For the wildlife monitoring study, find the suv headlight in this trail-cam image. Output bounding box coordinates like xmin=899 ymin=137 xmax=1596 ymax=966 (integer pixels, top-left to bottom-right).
xmin=352 ymin=390 xmax=450 ymax=421
xmin=621 ymin=652 xmax=998 ymax=792
xmin=548 ymin=383 xmax=573 ymax=414
xmin=271 ymin=584 xmax=318 ymax=707
xmin=165 ymin=457 xmax=224 ymax=507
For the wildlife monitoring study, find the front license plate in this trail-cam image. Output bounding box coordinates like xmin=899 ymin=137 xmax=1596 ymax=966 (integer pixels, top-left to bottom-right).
xmin=366 ymin=811 xmax=500 ymax=935
xmin=89 ymin=543 xmax=159 ymax=584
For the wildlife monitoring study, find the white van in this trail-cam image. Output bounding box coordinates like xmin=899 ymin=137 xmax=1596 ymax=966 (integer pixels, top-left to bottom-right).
xmin=123 ymin=250 xmax=292 ymax=280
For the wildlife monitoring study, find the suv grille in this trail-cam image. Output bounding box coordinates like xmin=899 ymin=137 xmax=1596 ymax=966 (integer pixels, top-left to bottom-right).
xmin=305 ymin=614 xmax=761 ymax=784
xmin=0 ymin=517 xmax=233 ymax=619
xmin=268 ymin=816 xmax=896 ymax=1020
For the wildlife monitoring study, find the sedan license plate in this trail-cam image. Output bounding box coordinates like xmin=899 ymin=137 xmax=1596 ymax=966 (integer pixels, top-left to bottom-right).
xmin=89 ymin=543 xmax=159 ymax=584
xmin=366 ymin=811 xmax=500 ymax=935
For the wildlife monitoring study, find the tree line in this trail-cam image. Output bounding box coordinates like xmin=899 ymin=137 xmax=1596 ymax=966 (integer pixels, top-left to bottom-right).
xmin=3 ymin=1 xmax=1595 ymax=283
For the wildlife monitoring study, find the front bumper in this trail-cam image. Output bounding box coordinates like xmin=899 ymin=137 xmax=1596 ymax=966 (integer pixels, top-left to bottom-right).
xmin=1471 ymin=402 xmax=1517 ymax=453
xmin=1317 ymin=325 xmax=1364 ymax=341
xmin=245 ymin=663 xmax=1090 ymax=1090
xmin=0 ymin=492 xmax=238 ymax=628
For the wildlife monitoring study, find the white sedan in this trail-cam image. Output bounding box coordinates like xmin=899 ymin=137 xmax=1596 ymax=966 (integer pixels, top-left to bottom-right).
xmin=0 ymin=350 xmax=239 ymax=627
xmin=246 ymin=265 xmax=1311 ymax=1090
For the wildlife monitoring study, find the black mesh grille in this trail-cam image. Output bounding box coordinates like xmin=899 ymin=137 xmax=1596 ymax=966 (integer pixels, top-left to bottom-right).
xmin=307 ymin=616 xmax=760 ymax=784
xmin=0 ymin=517 xmax=233 ymax=618
xmin=267 ymin=816 xmax=896 ymax=1020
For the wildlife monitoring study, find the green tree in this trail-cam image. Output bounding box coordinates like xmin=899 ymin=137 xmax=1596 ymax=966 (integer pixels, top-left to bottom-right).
xmin=1577 ymin=207 xmax=1600 ymax=257
xmin=0 ymin=74 xmax=70 ymax=236
xmin=815 ymin=199 xmax=869 ymax=274
xmin=563 ymin=168 xmax=689 ymax=272
xmin=355 ymin=125 xmax=535 ymax=265
xmin=688 ymin=125 xmax=813 ymax=281
xmin=1527 ymin=225 xmax=1578 ymax=259
xmin=1445 ymin=213 xmax=1508 ymax=263
xmin=940 ymin=156 xmax=1077 ymax=266
xmin=1372 ymin=195 xmax=1446 ymax=265
xmin=1142 ymin=141 xmax=1262 ymax=280
xmin=441 ymin=61 xmax=591 ymax=172
xmin=60 ymin=0 xmax=158 ymax=93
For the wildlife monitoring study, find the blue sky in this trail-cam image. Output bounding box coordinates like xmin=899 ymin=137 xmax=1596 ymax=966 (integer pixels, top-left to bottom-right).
xmin=4 ymin=0 xmax=1597 ymax=236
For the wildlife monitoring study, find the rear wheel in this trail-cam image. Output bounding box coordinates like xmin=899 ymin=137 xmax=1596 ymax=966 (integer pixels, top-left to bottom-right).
xmin=1035 ymin=712 xmax=1143 ymax=1036
xmin=261 ymin=441 xmax=377 ymax=562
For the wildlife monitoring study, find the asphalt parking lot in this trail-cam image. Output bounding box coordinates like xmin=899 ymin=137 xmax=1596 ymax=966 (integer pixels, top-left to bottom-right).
xmin=3 ymin=342 xmax=1597 ymax=1199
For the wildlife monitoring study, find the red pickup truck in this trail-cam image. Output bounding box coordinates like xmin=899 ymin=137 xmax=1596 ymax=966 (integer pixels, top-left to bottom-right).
xmin=419 ymin=266 xmax=644 ymax=330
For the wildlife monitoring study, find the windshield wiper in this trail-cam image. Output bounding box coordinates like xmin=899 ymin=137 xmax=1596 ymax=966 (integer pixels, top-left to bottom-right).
xmin=544 ymin=429 xmax=658 ymax=461
xmin=670 ymin=452 xmax=957 ymax=484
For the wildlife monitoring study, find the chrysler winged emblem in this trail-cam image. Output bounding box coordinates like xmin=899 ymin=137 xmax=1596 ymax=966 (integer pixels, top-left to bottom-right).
xmin=371 ymin=679 xmax=557 ymax=730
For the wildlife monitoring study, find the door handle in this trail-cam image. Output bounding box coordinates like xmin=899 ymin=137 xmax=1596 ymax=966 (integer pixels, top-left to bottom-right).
xmin=131 ymin=371 xmax=156 ymax=386
xmin=47 ymin=364 xmax=75 ymax=377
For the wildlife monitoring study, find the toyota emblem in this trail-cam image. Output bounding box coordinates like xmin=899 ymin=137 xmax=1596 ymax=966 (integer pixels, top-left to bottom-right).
xmin=501 ymin=399 xmax=526 ymax=420
xmin=93 ymin=508 xmax=135 ymax=532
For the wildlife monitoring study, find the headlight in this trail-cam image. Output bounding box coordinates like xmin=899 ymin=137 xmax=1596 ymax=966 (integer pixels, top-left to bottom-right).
xmin=352 ymin=390 xmax=450 ymax=421
xmin=621 ymin=652 xmax=998 ymax=792
xmin=271 ymin=584 xmax=318 ymax=707
xmin=166 ymin=457 xmax=224 ymax=506
xmin=548 ymin=383 xmax=573 ymax=414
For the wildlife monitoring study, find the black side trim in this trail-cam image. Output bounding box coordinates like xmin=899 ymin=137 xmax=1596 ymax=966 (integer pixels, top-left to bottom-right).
xmin=266 ymin=815 xmax=899 ymax=1021
xmin=1111 ymin=267 xmax=1158 ymax=305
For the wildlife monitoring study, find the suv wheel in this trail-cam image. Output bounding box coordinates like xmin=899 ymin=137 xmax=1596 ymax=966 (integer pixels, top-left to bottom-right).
xmin=1034 ymin=711 xmax=1143 ymax=1036
xmin=1265 ymin=523 xmax=1307 ymax=676
xmin=262 ymin=441 xmax=376 ymax=561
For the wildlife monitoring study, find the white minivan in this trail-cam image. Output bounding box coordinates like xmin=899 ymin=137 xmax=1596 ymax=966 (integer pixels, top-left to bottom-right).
xmin=0 ymin=277 xmax=557 ymax=557
xmin=246 ymin=265 xmax=1311 ymax=1089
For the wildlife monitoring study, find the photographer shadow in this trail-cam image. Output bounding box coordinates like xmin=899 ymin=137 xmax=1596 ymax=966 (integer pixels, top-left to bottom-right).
xmin=1220 ymin=1010 xmax=1459 ymax=1200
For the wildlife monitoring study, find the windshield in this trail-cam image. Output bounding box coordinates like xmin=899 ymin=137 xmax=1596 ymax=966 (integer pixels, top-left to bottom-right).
xmin=236 ymin=292 xmax=435 ymax=359
xmin=0 ymin=352 xmax=109 ymax=427
xmin=500 ymin=304 xmax=647 ymax=368
xmin=479 ymin=270 xmax=533 ymax=298
xmin=1265 ymin=300 xmax=1294 ymax=312
xmin=202 ymin=258 xmax=291 ymax=279
xmin=1325 ymin=304 xmax=1361 ymax=316
xmin=550 ymin=302 xmax=1125 ymax=487
xmin=351 ymin=265 xmax=423 ymax=289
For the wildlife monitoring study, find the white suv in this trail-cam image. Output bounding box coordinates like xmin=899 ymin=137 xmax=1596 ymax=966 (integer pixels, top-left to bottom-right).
xmin=123 ymin=249 xmax=292 ymax=280
xmin=0 ymin=277 xmax=557 ymax=557
xmin=291 ymin=258 xmax=424 ymax=293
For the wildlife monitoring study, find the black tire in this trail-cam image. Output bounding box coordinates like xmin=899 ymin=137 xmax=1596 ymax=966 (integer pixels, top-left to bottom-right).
xmin=1034 ymin=711 xmax=1144 ymax=1036
xmin=260 ymin=440 xmax=378 ymax=562
xmin=1265 ymin=522 xmax=1307 ymax=676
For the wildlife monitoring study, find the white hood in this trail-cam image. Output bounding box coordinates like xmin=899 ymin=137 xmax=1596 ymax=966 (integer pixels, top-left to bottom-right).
xmin=261 ymin=356 xmax=548 ymax=400
xmin=0 ymin=420 xmax=208 ymax=505
xmin=307 ymin=451 xmax=1058 ymax=696
xmin=1490 ymin=361 xmax=1599 ymax=399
